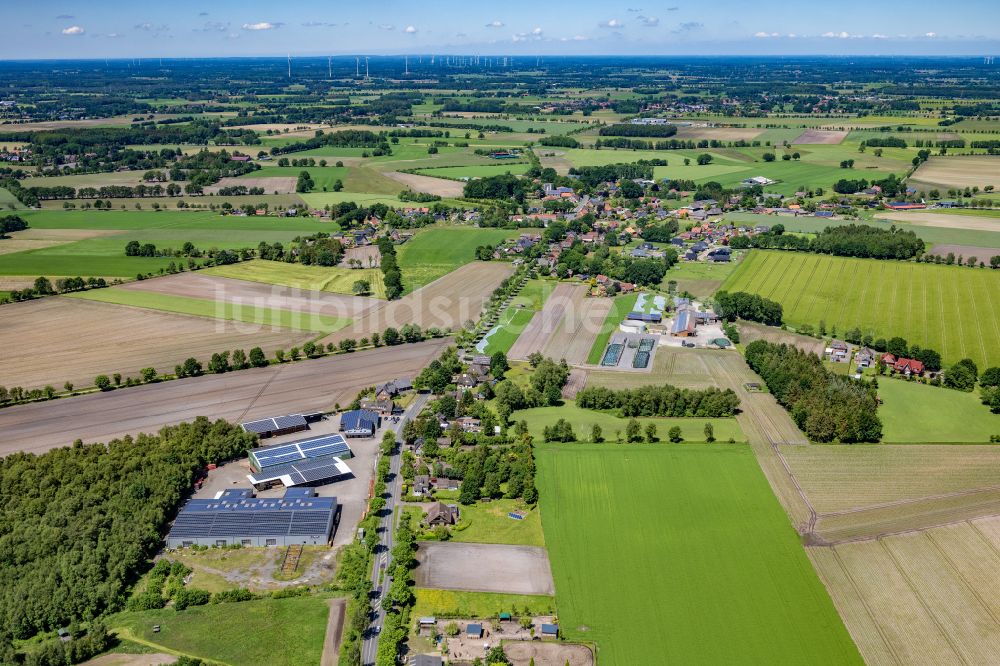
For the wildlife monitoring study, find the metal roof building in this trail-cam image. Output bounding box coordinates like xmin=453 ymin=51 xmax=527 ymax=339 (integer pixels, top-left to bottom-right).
xmin=249 ymin=434 xmax=353 ymax=472
xmin=247 ymin=456 xmax=353 ymax=490
xmin=166 ymin=488 xmax=338 ymax=548
xmin=240 ymin=414 xmax=309 ymax=438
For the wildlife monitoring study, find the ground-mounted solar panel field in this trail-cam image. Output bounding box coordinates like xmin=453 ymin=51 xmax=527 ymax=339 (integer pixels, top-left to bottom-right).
xmin=721 ymin=250 xmax=1000 ymax=367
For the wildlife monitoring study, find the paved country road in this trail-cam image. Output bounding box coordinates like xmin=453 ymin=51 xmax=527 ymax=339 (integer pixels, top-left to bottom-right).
xmin=362 ymin=391 xmax=429 ymax=666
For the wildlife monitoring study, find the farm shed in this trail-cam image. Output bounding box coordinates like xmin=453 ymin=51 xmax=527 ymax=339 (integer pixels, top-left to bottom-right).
xmin=339 ymin=409 xmax=381 ymax=438
xmin=249 ymin=434 xmax=354 ymax=472
xmin=240 ymin=413 xmax=309 ymax=438
xmin=166 ymin=487 xmax=338 ymax=548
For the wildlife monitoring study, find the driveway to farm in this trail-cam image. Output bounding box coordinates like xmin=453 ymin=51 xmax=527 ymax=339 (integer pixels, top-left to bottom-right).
xmin=0 ymin=338 xmax=449 ymax=455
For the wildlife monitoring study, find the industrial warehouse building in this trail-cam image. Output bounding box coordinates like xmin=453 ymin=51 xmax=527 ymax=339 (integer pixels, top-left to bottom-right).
xmin=247 ymin=433 xmax=354 ymax=490
xmin=240 ymin=413 xmax=317 ymax=438
xmin=166 ymin=488 xmax=338 ymax=548
xmin=339 ymin=409 xmax=381 ymax=438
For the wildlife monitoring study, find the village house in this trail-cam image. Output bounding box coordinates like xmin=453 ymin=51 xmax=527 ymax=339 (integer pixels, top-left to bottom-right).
xmin=425 ymin=502 xmax=458 ymax=526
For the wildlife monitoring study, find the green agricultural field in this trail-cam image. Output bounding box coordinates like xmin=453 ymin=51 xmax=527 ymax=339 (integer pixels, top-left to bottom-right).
xmin=397 ymin=227 xmax=516 ymax=291
xmin=250 ymin=164 xmax=401 ymax=195
xmin=511 ymin=278 xmax=558 ymax=310
xmin=65 ymin=288 xmax=349 ymax=333
xmin=412 ymin=589 xmax=556 ymax=619
xmin=536 ymin=443 xmax=863 ymax=666
xmin=776 ymin=212 xmax=1000 ymax=250
xmin=477 ymin=306 xmax=535 ymax=356
xmin=0 ymin=187 xmax=25 ymax=209
xmin=411 ymin=163 xmax=531 ymax=179
xmin=111 ymin=595 xmax=331 ymax=666
xmin=206 ymin=260 xmax=386 ymax=298
xmin=585 ymin=294 xmax=636 ymax=364
xmin=19 ymin=209 xmax=337 ymax=232
xmin=515 ymin=402 xmax=745 ymax=443
xmin=722 ymin=250 xmax=1000 ymax=368
xmin=877 ymin=378 xmax=1000 ymax=443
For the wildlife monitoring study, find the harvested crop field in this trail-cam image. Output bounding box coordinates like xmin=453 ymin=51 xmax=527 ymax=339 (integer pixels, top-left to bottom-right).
xmin=875 ymin=211 xmax=1000 ymax=232
xmin=320 ymin=261 xmax=513 ymax=345
xmin=929 ymin=244 xmax=1000 ymax=263
xmin=341 ymin=245 xmax=381 ymax=268
xmin=810 ymin=516 xmax=1000 ymax=666
xmin=739 ymin=321 xmax=824 ymax=356
xmin=0 ymin=296 xmax=313 ymax=390
xmin=383 ymin=171 xmax=465 ymax=198
xmin=793 ymin=129 xmax=849 ymax=144
xmin=910 ymin=155 xmax=1000 ymax=190
xmin=414 ymin=542 xmax=555 ymax=596
xmin=0 ymin=338 xmax=449 ymax=455
xmin=508 ymin=285 xmax=613 ymax=364
xmin=119 ymin=272 xmax=380 ymax=321
xmin=204 ymin=260 xmax=387 ymax=299
xmin=204 ymin=176 xmax=297 ymax=195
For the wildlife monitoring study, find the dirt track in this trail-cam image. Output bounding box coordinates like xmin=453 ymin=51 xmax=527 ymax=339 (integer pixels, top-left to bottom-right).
xmin=321 ymin=598 xmax=347 ymax=666
xmin=414 ymin=542 xmax=555 ymax=595
xmin=320 ymin=262 xmax=512 ymax=345
xmin=0 ymin=297 xmax=314 ymax=390
xmin=120 ymin=272 xmax=381 ymax=319
xmin=384 ymin=171 xmax=465 ymax=198
xmin=0 ymin=338 xmax=449 ymax=455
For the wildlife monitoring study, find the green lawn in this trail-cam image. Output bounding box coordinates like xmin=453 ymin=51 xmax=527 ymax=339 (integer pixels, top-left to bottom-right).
xmin=451 ymin=499 xmax=545 ymax=547
xmin=536 ymin=443 xmax=863 ymax=666
xmin=206 ymin=260 xmax=386 ymax=298
xmin=515 ymin=402 xmax=745 ymax=443
xmin=65 ymin=288 xmax=349 ymax=333
xmin=397 ymin=227 xmax=516 ymax=291
xmin=111 ymin=595 xmax=331 ymax=666
xmin=877 ymin=378 xmax=1000 ymax=443
xmin=511 ymin=278 xmax=558 ymax=310
xmin=722 ymin=250 xmax=1000 ymax=368
xmin=585 ymin=294 xmax=636 ymax=364
xmin=412 ymin=589 xmax=556 ymax=619
xmin=0 ymin=187 xmax=25 ymax=209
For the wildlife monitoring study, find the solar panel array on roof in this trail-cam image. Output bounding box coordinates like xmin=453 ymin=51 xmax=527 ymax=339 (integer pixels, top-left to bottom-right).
xmin=250 ymin=433 xmax=352 ymax=469
xmin=166 ymin=489 xmax=337 ymax=547
xmin=240 ymin=414 xmax=308 ymax=436
xmin=247 ymin=456 xmax=352 ymax=487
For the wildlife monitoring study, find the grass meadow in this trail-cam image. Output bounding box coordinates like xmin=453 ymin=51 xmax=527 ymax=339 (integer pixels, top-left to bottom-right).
xmin=877 ymin=378 xmax=1000 ymax=443
xmin=111 ymin=595 xmax=331 ymax=666
xmin=722 ymin=250 xmax=1000 ymax=368
xmin=206 ymin=260 xmax=386 ymax=298
xmin=536 ymin=442 xmax=862 ymax=665
xmin=64 ymin=288 xmax=349 ymax=333
xmin=412 ymin=589 xmax=556 ymax=619
xmin=397 ymin=226 xmax=516 ymax=291
xmin=478 ymin=307 xmax=535 ymax=356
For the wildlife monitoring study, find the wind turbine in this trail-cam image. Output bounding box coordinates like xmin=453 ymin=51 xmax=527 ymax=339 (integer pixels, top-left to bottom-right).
xmin=287 ymin=53 xmax=292 ymax=79
xmin=405 ymin=55 xmax=409 ymax=75
xmin=328 ymin=56 xmax=332 ymax=78
xmin=356 ymin=57 xmax=360 ymax=77
xmin=365 ymin=56 xmax=370 ymax=80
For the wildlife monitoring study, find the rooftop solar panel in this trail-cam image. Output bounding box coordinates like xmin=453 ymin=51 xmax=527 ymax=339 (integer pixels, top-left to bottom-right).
xmin=248 ymin=456 xmax=353 ymax=487
xmin=250 ymin=434 xmax=352 ymax=469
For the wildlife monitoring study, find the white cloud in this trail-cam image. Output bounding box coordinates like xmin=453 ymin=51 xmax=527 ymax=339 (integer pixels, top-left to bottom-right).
xmin=485 ymin=20 xmax=504 ymax=28
xmin=56 ymin=14 xmax=74 ymax=19
xmin=194 ymin=21 xmax=228 ymax=32
xmin=135 ymin=22 xmax=153 ymax=30
xmin=531 ymin=27 xmax=543 ymax=36
xmin=822 ymin=31 xmax=852 ymax=39
xmin=599 ymin=19 xmax=624 ymax=29
xmin=61 ymin=26 xmax=85 ymax=36
xmin=673 ymin=21 xmax=703 ymax=34
xmin=637 ymin=16 xmax=659 ymax=27
xmin=872 ymin=33 xmax=888 ymax=39
xmin=754 ymin=31 xmax=779 ymax=38
xmin=404 ymin=25 xmax=417 ymax=34
xmin=925 ymin=32 xmax=937 ymax=38
xmin=378 ymin=24 xmax=395 ymax=31
xmin=242 ymin=22 xmax=279 ymax=31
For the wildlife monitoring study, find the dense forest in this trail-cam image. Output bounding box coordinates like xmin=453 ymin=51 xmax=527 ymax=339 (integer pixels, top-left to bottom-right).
xmin=744 ymin=341 xmax=883 ymax=443
xmin=0 ymin=419 xmax=256 ymax=651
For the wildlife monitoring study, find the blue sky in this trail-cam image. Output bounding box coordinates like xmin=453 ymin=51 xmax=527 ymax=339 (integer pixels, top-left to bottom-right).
xmin=3 ymin=0 xmax=999 ymax=59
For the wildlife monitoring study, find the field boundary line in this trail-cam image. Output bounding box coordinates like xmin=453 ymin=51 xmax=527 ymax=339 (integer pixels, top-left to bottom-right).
xmin=924 ymin=529 xmax=1000 ymax=630
xmin=878 ymin=539 xmax=969 ymax=666
xmin=827 ymin=547 xmax=903 ymax=666
xmin=967 ymin=520 xmax=1000 ymax=561
xmin=815 ymin=482 xmax=1000 ymax=520
xmin=787 ymin=255 xmax=819 ymax=316
xmin=822 ymin=507 xmax=1000 ymax=546
xmin=966 ymin=275 xmax=990 ymax=368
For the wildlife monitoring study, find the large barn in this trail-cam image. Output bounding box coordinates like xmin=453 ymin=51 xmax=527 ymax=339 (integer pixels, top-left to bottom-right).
xmin=166 ymin=488 xmax=338 ymax=548
xmin=240 ymin=413 xmax=310 ymax=439
xmin=246 ymin=433 xmax=354 ymax=489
